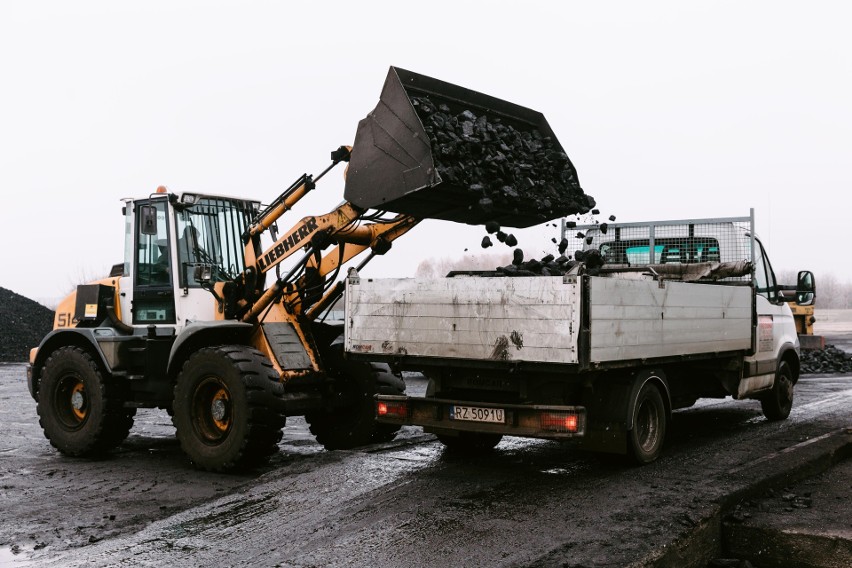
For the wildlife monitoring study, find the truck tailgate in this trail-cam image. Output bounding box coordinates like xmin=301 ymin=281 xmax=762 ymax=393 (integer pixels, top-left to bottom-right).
xmin=345 ymin=275 xmax=581 ymax=365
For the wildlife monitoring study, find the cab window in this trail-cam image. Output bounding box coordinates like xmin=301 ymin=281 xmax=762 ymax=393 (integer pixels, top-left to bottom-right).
xmin=753 ymin=239 xmax=778 ymax=302
xmin=135 ymin=200 xmax=172 ymax=286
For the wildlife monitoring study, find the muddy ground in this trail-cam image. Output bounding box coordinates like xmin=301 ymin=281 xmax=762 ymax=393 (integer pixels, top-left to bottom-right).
xmin=1 ymin=311 xmax=849 ymax=566
xmin=2 ymin=363 xmax=851 ymax=567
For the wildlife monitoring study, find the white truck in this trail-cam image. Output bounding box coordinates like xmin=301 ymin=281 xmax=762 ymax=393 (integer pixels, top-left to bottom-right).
xmin=345 ymin=210 xmax=815 ymax=463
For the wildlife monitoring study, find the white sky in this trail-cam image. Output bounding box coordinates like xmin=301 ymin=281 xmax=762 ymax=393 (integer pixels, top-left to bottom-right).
xmin=1 ymin=1 xmax=850 ymax=307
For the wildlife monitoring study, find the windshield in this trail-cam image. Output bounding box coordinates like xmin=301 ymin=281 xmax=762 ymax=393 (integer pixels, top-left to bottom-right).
xmin=175 ymin=197 xmax=256 ymax=288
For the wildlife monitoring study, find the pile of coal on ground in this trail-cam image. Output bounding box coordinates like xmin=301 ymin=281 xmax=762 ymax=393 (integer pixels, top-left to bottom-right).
xmin=0 ymin=287 xmax=54 ymax=362
xmin=800 ymin=345 xmax=852 ymax=374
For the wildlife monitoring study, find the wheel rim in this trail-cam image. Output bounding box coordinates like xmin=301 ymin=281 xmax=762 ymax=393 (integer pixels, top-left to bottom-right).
xmin=192 ymin=377 xmax=232 ymax=444
xmin=54 ymin=374 xmax=88 ymax=429
xmin=636 ymin=397 xmax=660 ymax=453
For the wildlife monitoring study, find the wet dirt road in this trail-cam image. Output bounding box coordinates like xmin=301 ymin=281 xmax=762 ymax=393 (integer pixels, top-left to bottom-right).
xmin=1 ymin=364 xmax=851 ymax=567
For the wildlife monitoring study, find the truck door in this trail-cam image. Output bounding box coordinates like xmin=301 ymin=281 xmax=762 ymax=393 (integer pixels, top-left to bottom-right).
xmin=747 ymin=238 xmax=796 ymax=387
xmin=131 ymin=199 xmax=177 ymax=325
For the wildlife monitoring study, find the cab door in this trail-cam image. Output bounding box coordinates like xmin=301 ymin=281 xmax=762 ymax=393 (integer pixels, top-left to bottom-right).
xmin=740 ymin=237 xmax=797 ymax=396
xmin=131 ymin=199 xmax=177 ymax=325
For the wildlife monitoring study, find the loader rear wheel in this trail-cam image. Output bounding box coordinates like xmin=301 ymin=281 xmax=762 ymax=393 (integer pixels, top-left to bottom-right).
xmin=626 ymin=381 xmax=667 ymax=464
xmin=761 ymin=361 xmax=794 ymax=421
xmin=37 ymin=346 xmax=134 ymax=456
xmin=436 ymin=432 xmax=503 ymax=453
xmin=173 ymin=346 xmax=285 ymax=472
xmin=306 ymin=347 xmax=405 ymax=450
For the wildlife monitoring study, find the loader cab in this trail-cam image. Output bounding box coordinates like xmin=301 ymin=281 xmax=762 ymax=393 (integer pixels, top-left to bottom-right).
xmin=120 ymin=192 xmax=260 ymax=331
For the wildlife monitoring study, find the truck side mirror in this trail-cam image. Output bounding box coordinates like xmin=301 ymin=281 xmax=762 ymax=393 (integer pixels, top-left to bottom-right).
xmin=796 ymin=270 xmax=815 ymax=306
xmin=139 ymin=205 xmax=158 ymax=236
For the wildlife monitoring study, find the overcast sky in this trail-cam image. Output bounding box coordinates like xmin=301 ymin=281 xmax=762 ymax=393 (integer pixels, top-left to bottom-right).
xmin=2 ymin=1 xmax=850 ymax=307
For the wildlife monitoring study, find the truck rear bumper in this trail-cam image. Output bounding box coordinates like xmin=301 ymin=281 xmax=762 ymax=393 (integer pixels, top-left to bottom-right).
xmin=375 ymin=395 xmax=587 ymax=440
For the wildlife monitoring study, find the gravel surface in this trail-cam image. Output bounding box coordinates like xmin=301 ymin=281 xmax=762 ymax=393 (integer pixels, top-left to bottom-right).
xmin=0 ymin=287 xmax=54 ymax=362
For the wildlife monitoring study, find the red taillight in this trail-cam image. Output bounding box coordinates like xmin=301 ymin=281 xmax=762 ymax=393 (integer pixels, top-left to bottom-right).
xmin=540 ymin=412 xmax=580 ymax=433
xmin=377 ymin=401 xmax=408 ymax=419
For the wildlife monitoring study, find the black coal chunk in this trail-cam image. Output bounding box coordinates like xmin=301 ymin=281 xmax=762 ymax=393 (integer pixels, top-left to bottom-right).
xmin=505 ymin=234 xmax=518 ymax=247
xmin=411 ymin=95 xmax=596 ymax=223
xmin=485 ymin=221 xmax=500 ymax=234
xmin=481 ymin=236 xmax=493 ymax=248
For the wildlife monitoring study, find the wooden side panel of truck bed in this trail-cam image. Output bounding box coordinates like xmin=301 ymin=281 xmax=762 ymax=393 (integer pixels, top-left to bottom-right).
xmin=345 ymin=275 xmax=754 ymax=366
xmin=345 ymin=276 xmax=581 ymax=364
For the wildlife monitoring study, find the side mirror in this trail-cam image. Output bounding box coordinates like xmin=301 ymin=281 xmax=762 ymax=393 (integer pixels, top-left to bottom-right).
xmin=796 ymin=270 xmax=816 ymax=306
xmin=139 ymin=205 xmax=158 ymax=236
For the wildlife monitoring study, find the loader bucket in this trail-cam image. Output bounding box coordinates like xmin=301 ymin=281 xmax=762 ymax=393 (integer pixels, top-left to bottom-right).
xmin=344 ymin=67 xmax=593 ymax=228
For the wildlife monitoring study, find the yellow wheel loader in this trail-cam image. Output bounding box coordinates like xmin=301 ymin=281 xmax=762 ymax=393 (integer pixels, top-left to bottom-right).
xmin=27 ymin=67 xmax=592 ymax=471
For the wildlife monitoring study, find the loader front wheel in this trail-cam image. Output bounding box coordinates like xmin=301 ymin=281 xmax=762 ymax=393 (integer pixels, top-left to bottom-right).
xmin=37 ymin=346 xmax=134 ymax=456
xmin=306 ymin=347 xmax=405 ymax=450
xmin=173 ymin=346 xmax=285 ymax=472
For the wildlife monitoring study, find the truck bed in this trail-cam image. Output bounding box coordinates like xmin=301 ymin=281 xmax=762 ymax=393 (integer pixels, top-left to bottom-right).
xmin=345 ymin=274 xmax=753 ymax=368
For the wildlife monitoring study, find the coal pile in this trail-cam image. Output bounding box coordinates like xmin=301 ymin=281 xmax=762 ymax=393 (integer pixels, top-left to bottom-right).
xmin=411 ymin=96 xmax=595 ymax=222
xmin=495 ymin=249 xmax=604 ymax=277
xmin=800 ymin=345 xmax=852 ymax=374
xmin=0 ymin=287 xmax=54 ymax=362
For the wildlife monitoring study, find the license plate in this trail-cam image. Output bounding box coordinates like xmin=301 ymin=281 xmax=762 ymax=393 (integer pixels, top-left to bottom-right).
xmin=449 ymin=405 xmax=505 ymax=424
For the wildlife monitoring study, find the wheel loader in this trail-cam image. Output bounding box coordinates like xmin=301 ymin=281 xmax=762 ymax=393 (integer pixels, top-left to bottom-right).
xmin=27 ymin=67 xmax=591 ymax=471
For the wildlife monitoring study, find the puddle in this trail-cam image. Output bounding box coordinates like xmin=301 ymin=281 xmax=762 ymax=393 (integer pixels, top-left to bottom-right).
xmin=0 ymin=545 xmax=34 ymax=567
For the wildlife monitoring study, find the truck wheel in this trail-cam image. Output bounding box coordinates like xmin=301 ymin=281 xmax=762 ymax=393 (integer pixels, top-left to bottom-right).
xmin=173 ymin=346 xmax=285 ymax=472
xmin=437 ymin=432 xmax=503 ymax=453
xmin=306 ymin=347 xmax=405 ymax=450
xmin=37 ymin=346 xmax=134 ymax=456
xmin=627 ymin=381 xmax=667 ymax=464
xmin=761 ymin=361 xmax=794 ymax=421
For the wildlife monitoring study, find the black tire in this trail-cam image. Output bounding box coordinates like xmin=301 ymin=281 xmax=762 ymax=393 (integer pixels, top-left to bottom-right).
xmin=761 ymin=361 xmax=794 ymax=421
xmin=37 ymin=346 xmax=134 ymax=456
xmin=306 ymin=346 xmax=405 ymax=450
xmin=627 ymin=381 xmax=667 ymax=464
xmin=437 ymin=432 xmax=503 ymax=453
xmin=173 ymin=345 xmax=285 ymax=472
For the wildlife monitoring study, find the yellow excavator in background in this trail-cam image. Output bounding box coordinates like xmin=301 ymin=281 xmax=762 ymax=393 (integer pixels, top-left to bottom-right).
xmin=781 ymin=272 xmax=824 ymax=350
xmin=26 ymin=67 xmax=588 ymax=471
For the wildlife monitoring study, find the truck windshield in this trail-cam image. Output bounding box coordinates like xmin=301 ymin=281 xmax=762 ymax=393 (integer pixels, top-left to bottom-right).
xmin=175 ymin=197 xmax=255 ymax=288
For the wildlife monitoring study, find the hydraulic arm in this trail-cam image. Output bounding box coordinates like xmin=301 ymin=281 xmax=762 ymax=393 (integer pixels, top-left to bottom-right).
xmin=215 ymin=146 xmax=418 ymax=323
